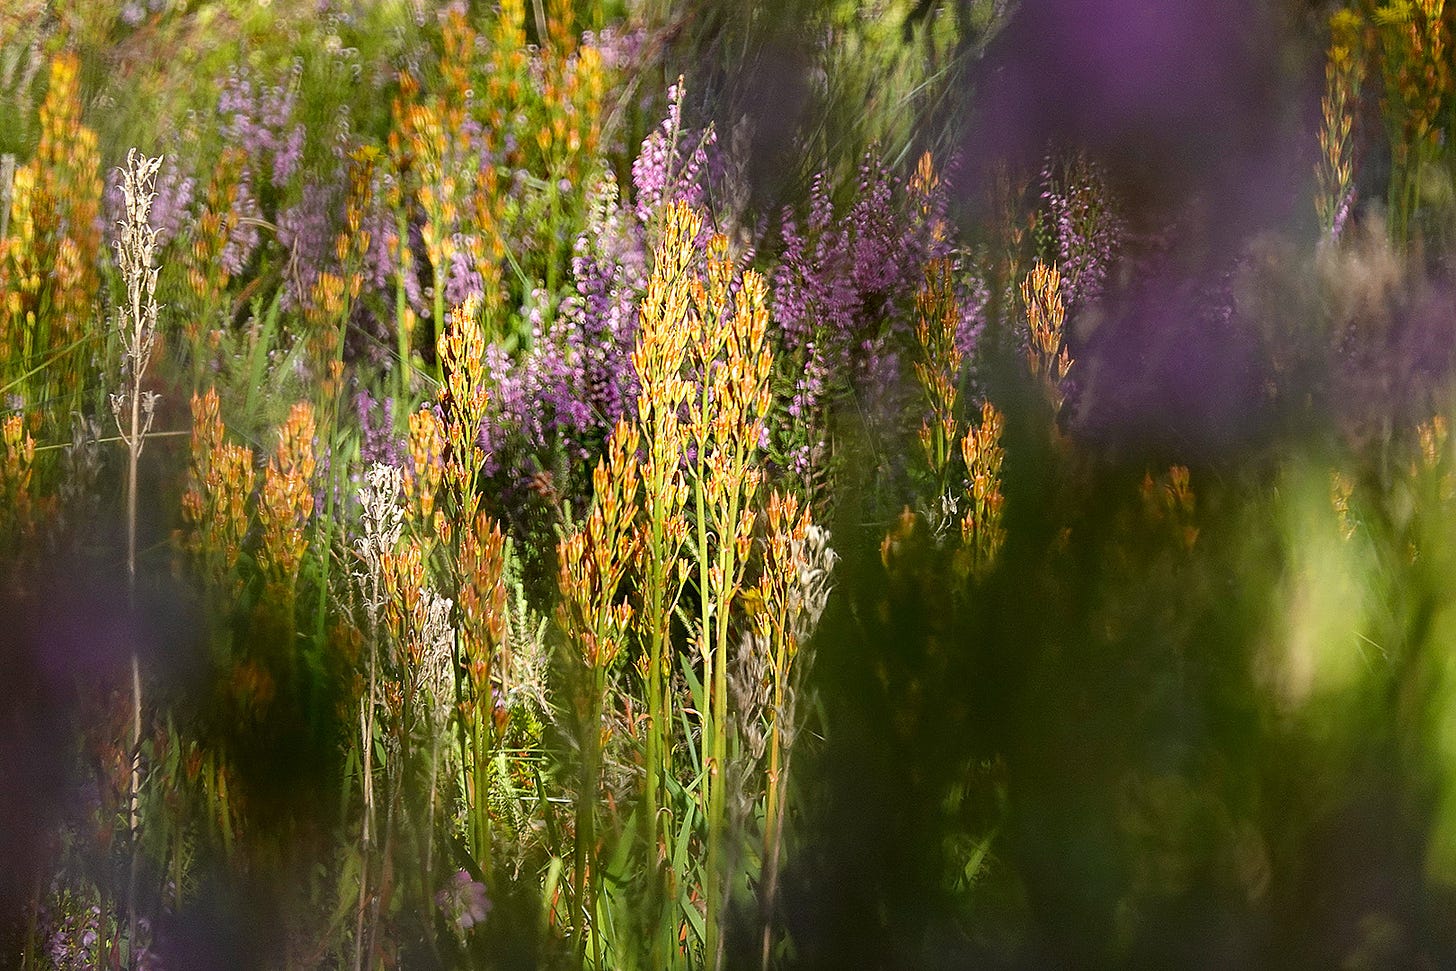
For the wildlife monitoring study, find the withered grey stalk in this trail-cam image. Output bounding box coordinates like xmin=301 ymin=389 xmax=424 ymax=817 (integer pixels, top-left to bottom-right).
xmin=112 ymin=147 xmax=163 ymax=970
xmin=352 ymin=462 xmax=403 ymax=971
xmin=1 ymin=153 xmax=15 ymax=241
xmin=355 ymin=463 xmax=405 ymax=632
xmin=418 ymin=583 xmax=455 ymax=911
xmin=759 ymin=522 xmax=836 ymax=971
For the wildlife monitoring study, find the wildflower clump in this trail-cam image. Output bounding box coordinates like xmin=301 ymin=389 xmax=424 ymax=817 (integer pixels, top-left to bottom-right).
xmin=0 ymin=51 xmax=102 ymax=406
xmin=685 ymin=230 xmax=775 ymax=971
xmin=555 ymin=417 xmax=641 ymax=962
xmin=1 ymin=413 xmax=39 ymax=549
xmin=1141 ymin=465 xmax=1199 ymax=553
xmin=631 ymin=199 xmax=696 ymax=873
xmin=1040 ymin=150 xmax=1124 ymax=309
xmin=746 ymin=489 xmax=837 ymax=966
xmin=1371 ymin=0 xmax=1451 ymax=242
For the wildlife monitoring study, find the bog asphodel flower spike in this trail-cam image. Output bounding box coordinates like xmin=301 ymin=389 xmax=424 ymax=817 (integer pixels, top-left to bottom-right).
xmin=1 ymin=413 xmax=37 ymax=544
xmin=913 ymin=257 xmax=963 ymax=490
xmin=258 ymin=402 xmax=317 ymax=595
xmin=631 ymin=201 xmax=698 ymax=880
xmin=555 ymin=416 xmax=640 ymax=962
xmin=686 ymin=227 xmax=775 ymax=971
xmin=405 ymin=406 xmax=446 ymax=536
xmin=1023 ymin=260 xmax=1071 ymax=417
xmin=181 ymin=388 xmax=255 ymax=601
xmin=960 ymin=400 xmax=1007 ymax=578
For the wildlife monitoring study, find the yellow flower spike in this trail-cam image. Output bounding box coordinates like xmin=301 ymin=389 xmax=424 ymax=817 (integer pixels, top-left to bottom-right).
xmin=180 ymin=389 xmax=256 ymax=598
xmin=959 ymin=401 xmax=1007 ymax=578
xmin=257 ymin=402 xmax=317 ymax=594
xmin=1023 ymin=261 xmax=1072 ymax=417
xmin=1 ymin=413 xmax=37 ymax=540
xmin=406 ymin=407 xmax=446 ymax=527
xmin=913 ymin=258 xmax=964 ymax=485
xmin=1 ymin=51 xmax=100 ymax=400
xmin=557 ymin=416 xmax=641 ymax=668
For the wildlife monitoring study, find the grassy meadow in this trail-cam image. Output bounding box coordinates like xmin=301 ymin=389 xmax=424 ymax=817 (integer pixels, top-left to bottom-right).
xmin=4 ymin=0 xmax=1456 ymax=967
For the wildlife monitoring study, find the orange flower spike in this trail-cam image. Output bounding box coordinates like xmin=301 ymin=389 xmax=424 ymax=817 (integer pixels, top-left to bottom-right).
xmin=180 ymin=388 xmax=258 ymax=584
xmin=1023 ymin=261 xmax=1072 ymax=414
xmin=959 ymin=401 xmax=1007 ymax=576
xmin=257 ymin=402 xmax=317 ymax=590
xmin=406 ymin=406 xmax=446 ymax=526
xmin=913 ymin=258 xmax=965 ymax=480
xmin=1 ymin=414 xmax=36 ymax=535
xmin=439 ymin=295 xmax=491 ymax=509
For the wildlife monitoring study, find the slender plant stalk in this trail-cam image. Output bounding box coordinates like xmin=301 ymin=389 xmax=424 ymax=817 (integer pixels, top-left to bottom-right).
xmin=355 ymin=647 xmax=375 ymax=971
xmin=753 ymin=493 xmax=836 ymax=969
xmin=395 ymin=207 xmax=413 ymax=401
xmin=557 ymin=421 xmax=639 ymax=967
xmin=693 ymin=378 xmax=719 ymax=970
xmin=355 ymin=463 xmax=404 ymax=971
xmin=112 ymin=149 xmax=164 ymax=970
xmin=688 ymin=238 xmax=773 ymax=970
xmin=631 ymin=203 xmax=696 ymax=965
xmin=0 ymin=153 xmax=13 ymax=242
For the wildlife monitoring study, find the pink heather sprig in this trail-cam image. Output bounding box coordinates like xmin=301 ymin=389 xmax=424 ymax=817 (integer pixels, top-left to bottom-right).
xmin=631 ymin=77 xmax=718 ymax=228
xmin=445 ymin=241 xmax=485 ymax=308
xmin=1039 ymin=150 xmax=1125 ymax=312
xmin=355 ymin=389 xmax=403 ymax=468
xmin=276 ymin=179 xmax=335 ymax=307
xmin=219 ymin=62 xmax=308 ymax=189
xmin=772 ymin=152 xmax=969 ymax=481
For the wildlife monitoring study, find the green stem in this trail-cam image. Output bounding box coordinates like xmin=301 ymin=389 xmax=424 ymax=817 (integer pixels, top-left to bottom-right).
xmin=433 ymin=262 xmax=446 ymax=385
xmin=473 ymin=713 xmax=492 ymax=875
xmin=396 ymin=209 xmax=413 ymax=401
xmin=760 ymin=650 xmax=788 ymax=971
xmin=574 ymin=662 xmax=605 ymax=967
xmin=693 ymin=390 xmax=717 ymax=968
xmin=706 ymin=479 xmax=741 ymax=971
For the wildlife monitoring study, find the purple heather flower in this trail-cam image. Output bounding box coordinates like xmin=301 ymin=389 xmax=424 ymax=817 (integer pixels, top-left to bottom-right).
xmin=1040 ymin=150 xmax=1124 ymax=311
xmin=276 ymin=179 xmax=336 ymax=307
xmin=445 ymin=243 xmax=485 ymax=307
xmin=771 ymin=152 xmax=955 ymax=476
xmin=956 ymin=273 xmax=990 ymax=366
xmin=631 ymin=79 xmax=717 ymax=228
xmin=436 ymin=869 xmax=491 ymax=932
xmin=218 ymin=64 xmax=308 ymax=190
xmin=274 ymin=124 xmax=307 ymax=188
xmin=356 ymin=390 xmax=402 ymax=468
xmin=221 ymin=165 xmax=262 ymax=278
xmin=590 ymin=26 xmax=645 ymax=73
xmin=1330 ymin=187 xmax=1355 ymax=246
xmin=482 ymin=101 xmax=696 ymax=507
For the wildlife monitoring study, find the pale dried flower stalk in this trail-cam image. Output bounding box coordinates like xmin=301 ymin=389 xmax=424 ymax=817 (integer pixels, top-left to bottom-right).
xmin=1 ymin=153 xmax=14 ymax=241
xmin=352 ymin=462 xmax=407 ymax=971
xmin=356 ymin=463 xmax=406 ymax=632
xmin=112 ymin=146 xmax=164 ymax=971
